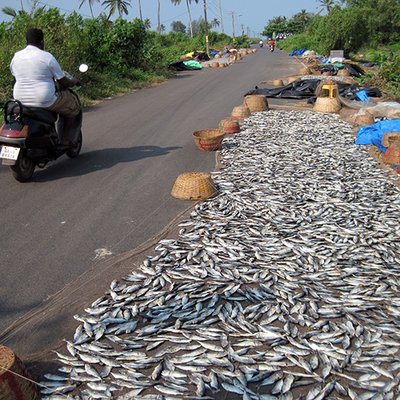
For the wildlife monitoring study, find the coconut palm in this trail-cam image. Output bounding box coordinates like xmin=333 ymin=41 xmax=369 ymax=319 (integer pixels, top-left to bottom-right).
xmin=143 ymin=18 xmax=151 ymax=29
xmin=157 ymin=0 xmax=161 ymax=33
xmin=211 ymin=18 xmax=220 ymax=29
xmin=102 ymin=0 xmax=131 ymax=18
xmin=78 ymin=0 xmax=100 ymax=18
xmin=138 ymin=0 xmax=142 ymax=20
xmin=2 ymin=6 xmax=18 ymax=17
xmin=318 ymin=0 xmax=336 ymax=13
xmin=171 ymin=0 xmax=199 ymax=38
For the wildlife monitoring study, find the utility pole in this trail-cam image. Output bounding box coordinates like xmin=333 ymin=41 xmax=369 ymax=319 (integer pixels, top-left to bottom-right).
xmin=229 ymin=11 xmax=235 ymax=38
xmin=203 ymin=0 xmax=209 ymax=56
xmin=218 ymin=0 xmax=224 ymax=34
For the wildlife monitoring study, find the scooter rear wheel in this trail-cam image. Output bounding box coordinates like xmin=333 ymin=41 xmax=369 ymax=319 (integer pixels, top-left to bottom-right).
xmin=10 ymin=152 xmax=35 ymax=182
xmin=66 ymin=130 xmax=82 ymax=159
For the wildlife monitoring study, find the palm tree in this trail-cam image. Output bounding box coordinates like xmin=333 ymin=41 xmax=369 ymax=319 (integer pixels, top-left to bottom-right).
xmin=78 ymin=0 xmax=100 ymax=18
xmin=171 ymin=0 xmax=199 ymax=38
xmin=157 ymin=0 xmax=161 ymax=33
xmin=143 ymin=18 xmax=151 ymax=29
xmin=318 ymin=0 xmax=336 ymax=13
xmin=2 ymin=6 xmax=18 ymax=17
xmin=102 ymin=0 xmax=131 ymax=18
xmin=138 ymin=0 xmax=142 ymax=20
xmin=211 ymin=18 xmax=220 ymax=29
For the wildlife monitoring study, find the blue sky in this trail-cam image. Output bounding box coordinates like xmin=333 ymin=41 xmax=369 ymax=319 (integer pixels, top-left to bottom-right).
xmin=0 ymin=0 xmax=322 ymax=36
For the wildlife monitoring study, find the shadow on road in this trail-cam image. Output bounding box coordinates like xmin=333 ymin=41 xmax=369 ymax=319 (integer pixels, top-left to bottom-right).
xmin=32 ymin=145 xmax=181 ymax=181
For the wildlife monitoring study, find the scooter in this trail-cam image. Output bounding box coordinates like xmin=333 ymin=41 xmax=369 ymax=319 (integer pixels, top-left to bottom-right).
xmin=0 ymin=65 xmax=87 ymax=182
xmin=269 ymin=44 xmax=275 ymax=52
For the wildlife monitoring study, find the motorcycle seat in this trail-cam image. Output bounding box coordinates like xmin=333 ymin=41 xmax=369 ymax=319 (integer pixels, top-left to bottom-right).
xmin=22 ymin=106 xmax=58 ymax=125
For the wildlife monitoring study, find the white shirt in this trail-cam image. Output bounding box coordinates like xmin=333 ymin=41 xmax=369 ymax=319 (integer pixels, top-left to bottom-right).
xmin=10 ymin=45 xmax=65 ymax=108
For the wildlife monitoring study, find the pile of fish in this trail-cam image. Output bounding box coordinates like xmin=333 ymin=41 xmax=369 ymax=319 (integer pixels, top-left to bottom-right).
xmin=41 ymin=110 xmax=400 ymax=400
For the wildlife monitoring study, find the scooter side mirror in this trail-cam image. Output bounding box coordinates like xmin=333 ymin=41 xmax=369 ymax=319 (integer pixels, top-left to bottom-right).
xmin=79 ymin=64 xmax=88 ymax=73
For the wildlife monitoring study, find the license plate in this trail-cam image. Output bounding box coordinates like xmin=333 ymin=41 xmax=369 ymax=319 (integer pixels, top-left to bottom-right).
xmin=0 ymin=145 xmax=20 ymax=160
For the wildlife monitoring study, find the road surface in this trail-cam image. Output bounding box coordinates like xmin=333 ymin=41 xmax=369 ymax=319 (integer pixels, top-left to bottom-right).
xmin=0 ymin=48 xmax=300 ymax=355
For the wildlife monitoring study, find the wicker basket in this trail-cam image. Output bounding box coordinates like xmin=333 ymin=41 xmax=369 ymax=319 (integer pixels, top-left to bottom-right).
xmin=286 ymin=76 xmax=300 ymax=84
xmin=313 ymin=97 xmax=342 ymax=113
xmin=231 ymin=105 xmax=251 ymax=121
xmin=0 ymin=345 xmax=38 ymax=400
xmin=299 ymin=66 xmax=311 ymax=75
xmin=171 ymin=172 xmax=218 ymax=200
xmin=244 ymin=95 xmax=269 ymax=112
xmin=219 ymin=118 xmax=241 ymax=134
xmin=354 ymin=111 xmax=375 ymax=126
xmin=252 ymin=48 xmax=257 ymax=53
xmin=338 ymin=68 xmax=350 ymax=76
xmin=272 ymin=79 xmax=284 ymax=87
xmin=210 ymin=62 xmax=220 ymax=68
xmin=219 ymin=63 xmax=227 ymax=68
xmin=382 ymin=132 xmax=400 ymax=165
xmin=214 ymin=54 xmax=221 ymax=59
xmin=193 ymin=129 xmax=225 ymax=151
xmin=382 ymin=132 xmax=400 ymax=148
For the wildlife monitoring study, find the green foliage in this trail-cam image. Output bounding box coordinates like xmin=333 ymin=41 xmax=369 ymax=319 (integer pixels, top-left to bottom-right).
xmin=0 ymin=7 xmax=234 ymax=106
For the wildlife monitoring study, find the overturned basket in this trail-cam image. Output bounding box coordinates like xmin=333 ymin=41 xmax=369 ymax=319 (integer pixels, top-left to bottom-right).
xmin=171 ymin=172 xmax=218 ymax=200
xmin=219 ymin=118 xmax=241 ymax=134
xmin=193 ymin=129 xmax=225 ymax=151
xmin=244 ymin=95 xmax=269 ymax=112
xmin=231 ymin=105 xmax=251 ymax=123
xmin=313 ymin=97 xmax=342 ymax=113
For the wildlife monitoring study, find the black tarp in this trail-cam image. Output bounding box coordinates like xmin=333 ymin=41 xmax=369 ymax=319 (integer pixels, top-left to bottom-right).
xmin=245 ymin=79 xmax=381 ymax=103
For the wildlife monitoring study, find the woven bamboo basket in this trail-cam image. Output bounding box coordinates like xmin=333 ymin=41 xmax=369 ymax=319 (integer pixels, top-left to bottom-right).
xmin=210 ymin=62 xmax=219 ymax=68
xmin=354 ymin=111 xmax=375 ymax=126
xmin=272 ymin=79 xmax=284 ymax=86
xmin=337 ymin=68 xmax=350 ymax=76
xmin=219 ymin=63 xmax=227 ymax=68
xmin=252 ymin=48 xmax=257 ymax=53
xmin=0 ymin=345 xmax=38 ymax=400
xmin=231 ymin=105 xmax=251 ymax=121
xmin=244 ymin=95 xmax=269 ymax=112
xmin=313 ymin=97 xmax=342 ymax=113
xmin=219 ymin=118 xmax=241 ymax=134
xmin=299 ymin=66 xmax=311 ymax=75
xmin=171 ymin=172 xmax=218 ymax=200
xmin=214 ymin=54 xmax=221 ymax=59
xmin=193 ymin=129 xmax=225 ymax=151
xmin=383 ymin=135 xmax=400 ymax=165
xmin=382 ymin=132 xmax=400 ymax=148
xmin=287 ymin=76 xmax=300 ymax=84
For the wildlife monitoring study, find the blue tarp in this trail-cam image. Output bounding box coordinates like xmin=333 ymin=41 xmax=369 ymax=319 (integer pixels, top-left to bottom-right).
xmin=289 ymin=48 xmax=306 ymax=56
xmin=356 ymin=119 xmax=400 ymax=152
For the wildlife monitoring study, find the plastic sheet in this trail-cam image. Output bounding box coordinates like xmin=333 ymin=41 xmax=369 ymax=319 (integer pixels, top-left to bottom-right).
xmin=355 ymin=119 xmax=400 ymax=152
xmin=245 ymin=80 xmax=382 ymax=103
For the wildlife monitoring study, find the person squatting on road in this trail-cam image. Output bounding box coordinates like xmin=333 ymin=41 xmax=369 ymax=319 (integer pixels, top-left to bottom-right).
xmin=10 ymin=28 xmax=81 ymax=144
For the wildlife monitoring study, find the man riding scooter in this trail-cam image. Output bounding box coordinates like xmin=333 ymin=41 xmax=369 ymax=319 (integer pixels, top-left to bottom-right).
xmin=10 ymin=28 xmax=81 ymax=146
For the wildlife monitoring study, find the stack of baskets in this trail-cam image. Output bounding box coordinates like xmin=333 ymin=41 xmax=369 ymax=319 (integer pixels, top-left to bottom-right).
xmin=171 ymin=172 xmax=218 ymax=200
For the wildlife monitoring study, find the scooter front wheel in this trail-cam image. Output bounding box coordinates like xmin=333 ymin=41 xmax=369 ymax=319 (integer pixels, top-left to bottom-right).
xmin=66 ymin=130 xmax=82 ymax=159
xmin=10 ymin=152 xmax=35 ymax=182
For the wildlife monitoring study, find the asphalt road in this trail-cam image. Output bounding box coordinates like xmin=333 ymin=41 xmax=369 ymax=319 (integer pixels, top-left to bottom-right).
xmin=0 ymin=48 xmax=300 ymax=338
